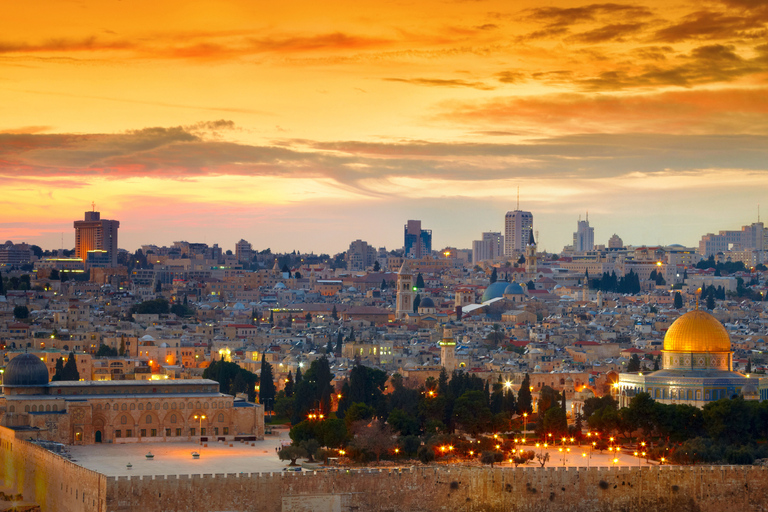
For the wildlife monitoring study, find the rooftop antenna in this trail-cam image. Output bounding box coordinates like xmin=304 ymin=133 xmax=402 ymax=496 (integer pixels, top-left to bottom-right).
xmin=91 ymin=201 xmax=95 ymax=212
xmin=516 ymin=186 xmax=519 ymax=210
xmin=759 ymin=204 xmax=761 ymax=223
xmin=586 ymin=211 xmax=589 ymax=223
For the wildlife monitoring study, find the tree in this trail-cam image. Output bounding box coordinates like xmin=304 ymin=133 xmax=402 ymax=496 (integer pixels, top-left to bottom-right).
xmin=300 ymin=439 xmax=320 ymax=462
xmin=373 ymin=260 xmax=381 ymax=272
xmin=278 ymin=445 xmax=307 ymax=466
xmin=627 ymin=354 xmax=642 ymax=373
xmin=259 ymin=354 xmax=276 ymax=408
xmin=381 ymin=278 xmax=387 ymax=290
xmin=517 ymin=374 xmax=533 ymax=414
xmin=416 ymin=273 xmax=425 ymax=289
xmin=131 ymin=298 xmax=169 ymax=315
xmin=413 ymin=294 xmax=421 ymax=313
xmin=351 ymin=419 xmax=394 ymax=463
xmin=454 ymin=390 xmax=492 ymax=437
xmin=0 ymin=270 xmax=3 ymax=294
xmin=95 ymin=344 xmax=118 ymax=357
xmin=486 ymin=324 xmax=505 ymax=346
xmin=325 ymin=338 xmax=333 ymax=355
xmin=673 ymin=291 xmax=683 ymax=309
xmin=119 ymin=338 xmax=126 ymax=357
xmin=535 ymin=452 xmax=550 ymax=467
xmin=51 ymin=357 xmax=65 ymax=382
xmin=331 ymin=305 xmax=338 ymax=320
xmin=706 ymin=293 xmax=715 ymax=310
xmin=13 ymin=305 xmax=29 ymax=320
xmin=490 ymin=268 xmax=497 ymax=284
xmin=63 ymin=352 xmax=80 ymax=381
xmin=481 ymin=451 xmax=500 ymax=467
xmin=285 ymin=371 xmax=295 ymax=398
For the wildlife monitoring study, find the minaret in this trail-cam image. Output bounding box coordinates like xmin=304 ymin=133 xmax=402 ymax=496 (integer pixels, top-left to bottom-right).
xmin=440 ymin=328 xmax=457 ymax=373
xmin=597 ymin=290 xmax=604 ymax=308
xmin=525 ymin=230 xmax=537 ymax=279
xmin=395 ymin=260 xmax=414 ymax=319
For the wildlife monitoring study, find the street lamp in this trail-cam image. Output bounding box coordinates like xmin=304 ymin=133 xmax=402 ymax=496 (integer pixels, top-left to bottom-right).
xmin=193 ymin=414 xmax=207 ymax=442
xmin=523 ymin=412 xmax=528 ymax=441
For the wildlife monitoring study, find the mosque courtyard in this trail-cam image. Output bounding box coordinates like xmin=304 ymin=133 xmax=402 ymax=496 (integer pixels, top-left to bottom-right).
xmin=68 ymin=429 xmax=661 ymax=477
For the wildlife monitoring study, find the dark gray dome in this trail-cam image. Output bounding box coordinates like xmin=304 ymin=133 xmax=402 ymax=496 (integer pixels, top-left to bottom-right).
xmin=3 ymin=353 xmax=49 ymax=387
xmin=419 ymin=297 xmax=435 ymax=309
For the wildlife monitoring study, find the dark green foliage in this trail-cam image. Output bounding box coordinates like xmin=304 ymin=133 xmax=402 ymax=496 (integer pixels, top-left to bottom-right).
xmin=418 ymin=445 xmax=436 ymax=464
xmin=51 ymin=357 xmax=65 ymax=382
xmin=517 ymin=374 xmax=533 ymax=414
xmin=170 ymin=303 xmax=194 ymax=317
xmin=203 ymin=360 xmax=259 ymax=401
xmin=131 ymin=298 xmax=169 ymax=315
xmin=259 ymin=354 xmax=276 ymax=407
xmin=454 ymin=390 xmax=492 ymax=437
xmin=416 ymin=273 xmax=425 ymax=289
xmin=627 ymin=353 xmax=642 ymax=372
xmin=13 ymin=305 xmax=29 ymax=319
xmin=290 ymin=357 xmax=333 ymax=424
xmin=489 ymin=268 xmax=497 ymax=284
xmin=61 ymin=352 xmax=80 ymax=381
xmin=673 ymin=291 xmax=683 ymax=309
xmin=95 ymin=344 xmax=118 ymax=357
xmin=284 ymin=371 xmax=295 ymax=398
xmin=413 ymin=294 xmax=421 ymax=312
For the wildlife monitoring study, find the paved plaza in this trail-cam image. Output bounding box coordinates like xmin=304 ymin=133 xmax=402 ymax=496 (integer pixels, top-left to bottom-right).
xmin=69 ymin=428 xmax=661 ymax=477
xmin=69 ymin=429 xmax=291 ymax=477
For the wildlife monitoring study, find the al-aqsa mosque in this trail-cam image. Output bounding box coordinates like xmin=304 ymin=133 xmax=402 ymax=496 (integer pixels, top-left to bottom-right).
xmin=616 ymin=308 xmax=754 ymax=408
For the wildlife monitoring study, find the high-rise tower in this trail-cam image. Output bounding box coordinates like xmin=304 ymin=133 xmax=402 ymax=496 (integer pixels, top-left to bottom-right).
xmin=573 ymin=213 xmax=595 ymax=253
xmin=74 ymin=209 xmax=120 ymax=267
xmin=504 ymin=210 xmax=533 ymax=256
xmin=404 ymin=220 xmax=432 ymax=259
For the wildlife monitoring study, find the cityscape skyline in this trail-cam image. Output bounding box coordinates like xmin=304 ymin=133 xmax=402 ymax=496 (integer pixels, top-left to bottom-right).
xmin=2 ymin=0 xmax=768 ymax=253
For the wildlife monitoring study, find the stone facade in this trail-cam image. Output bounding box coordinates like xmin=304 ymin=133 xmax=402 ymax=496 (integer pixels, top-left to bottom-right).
xmin=4 ymin=425 xmax=768 ymax=512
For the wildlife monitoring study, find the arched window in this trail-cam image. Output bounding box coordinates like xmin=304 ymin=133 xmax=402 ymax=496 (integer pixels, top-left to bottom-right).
xmin=171 ymin=414 xmax=177 ymax=424
xmin=163 ymin=403 xmax=169 ymax=410
xmin=8 ymin=406 xmax=15 ymax=412
xmin=138 ymin=403 xmax=144 ymax=410
xmin=212 ymin=402 xmax=217 ymax=409
xmin=113 ymin=404 xmax=118 ymax=411
xmin=53 ymin=405 xmax=58 ymax=411
xmin=121 ymin=404 xmax=127 ymax=411
xmin=121 ymin=415 xmax=127 ymax=425
xmin=31 ymin=405 xmax=37 ymax=412
xmin=146 ymin=415 xmax=152 ymax=424
xmin=130 ymin=403 xmax=135 ymax=410
xmin=218 ymin=413 xmax=224 ymax=423
xmin=46 ymin=405 xmax=51 ymax=411
xmin=25 ymin=405 xmax=30 ymax=412
xmin=147 ymin=402 xmax=152 ymax=410
xmin=203 ymin=402 xmax=209 ymax=409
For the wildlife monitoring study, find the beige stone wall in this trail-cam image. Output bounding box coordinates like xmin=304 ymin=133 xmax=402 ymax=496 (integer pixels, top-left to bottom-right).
xmin=106 ymin=465 xmax=768 ymax=512
xmin=0 ymin=426 xmax=106 ymax=512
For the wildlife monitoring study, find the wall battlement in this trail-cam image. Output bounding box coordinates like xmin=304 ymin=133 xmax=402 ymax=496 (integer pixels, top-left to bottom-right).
xmin=3 ymin=426 xmax=768 ymax=512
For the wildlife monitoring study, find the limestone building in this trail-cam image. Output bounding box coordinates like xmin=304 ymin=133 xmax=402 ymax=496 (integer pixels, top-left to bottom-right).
xmin=616 ymin=309 xmax=753 ymax=408
xmin=0 ymin=353 xmax=263 ymax=445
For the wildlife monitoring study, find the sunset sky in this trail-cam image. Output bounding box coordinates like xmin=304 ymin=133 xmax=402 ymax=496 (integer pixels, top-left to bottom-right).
xmin=2 ymin=0 xmax=767 ymax=254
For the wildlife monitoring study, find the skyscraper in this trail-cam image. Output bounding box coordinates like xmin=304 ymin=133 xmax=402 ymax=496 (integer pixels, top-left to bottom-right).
xmin=403 ymin=220 xmax=432 ymax=259
xmin=504 ymin=210 xmax=533 ymax=256
xmin=235 ymin=239 xmax=253 ymax=265
xmin=573 ymin=214 xmax=594 ymax=253
xmin=472 ymin=232 xmax=503 ymax=264
xmin=74 ymin=210 xmax=120 ymax=267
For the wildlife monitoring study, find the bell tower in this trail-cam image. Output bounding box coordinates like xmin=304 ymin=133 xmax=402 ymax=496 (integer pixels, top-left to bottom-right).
xmin=396 ymin=260 xmax=414 ymax=319
xmin=525 ymin=230 xmax=537 ymax=279
xmin=440 ymin=328 xmax=457 ymax=373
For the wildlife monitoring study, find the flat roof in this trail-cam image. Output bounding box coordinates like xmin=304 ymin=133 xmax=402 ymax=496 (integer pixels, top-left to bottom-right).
xmin=49 ymin=379 xmax=218 ymax=388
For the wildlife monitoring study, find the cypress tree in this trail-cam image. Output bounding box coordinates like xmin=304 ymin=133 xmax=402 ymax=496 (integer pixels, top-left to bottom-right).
xmin=517 ymin=374 xmax=533 ymax=414
xmin=63 ymin=352 xmax=80 ymax=381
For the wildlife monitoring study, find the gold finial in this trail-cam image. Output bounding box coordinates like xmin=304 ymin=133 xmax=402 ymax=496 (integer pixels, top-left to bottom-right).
xmin=696 ymin=287 xmax=702 ymax=310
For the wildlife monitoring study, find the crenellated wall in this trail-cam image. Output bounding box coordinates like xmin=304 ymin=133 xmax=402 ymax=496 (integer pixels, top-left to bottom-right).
xmin=106 ymin=464 xmax=768 ymax=512
xmin=3 ymin=423 xmax=768 ymax=512
xmin=0 ymin=426 xmax=107 ymax=512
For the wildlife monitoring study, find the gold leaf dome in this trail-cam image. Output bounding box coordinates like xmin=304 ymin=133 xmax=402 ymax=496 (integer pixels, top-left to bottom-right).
xmin=663 ymin=309 xmax=730 ymax=353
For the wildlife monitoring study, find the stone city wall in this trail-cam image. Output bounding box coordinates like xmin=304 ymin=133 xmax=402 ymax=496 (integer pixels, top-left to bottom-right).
xmin=0 ymin=426 xmax=107 ymax=512
xmin=107 ymin=464 xmax=768 ymax=512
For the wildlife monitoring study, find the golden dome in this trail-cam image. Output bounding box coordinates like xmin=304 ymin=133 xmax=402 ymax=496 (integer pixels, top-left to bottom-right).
xmin=663 ymin=309 xmax=730 ymax=353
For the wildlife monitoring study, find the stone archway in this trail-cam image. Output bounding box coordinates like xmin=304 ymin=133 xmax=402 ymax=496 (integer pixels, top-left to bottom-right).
xmin=95 ymin=430 xmax=102 ymax=443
